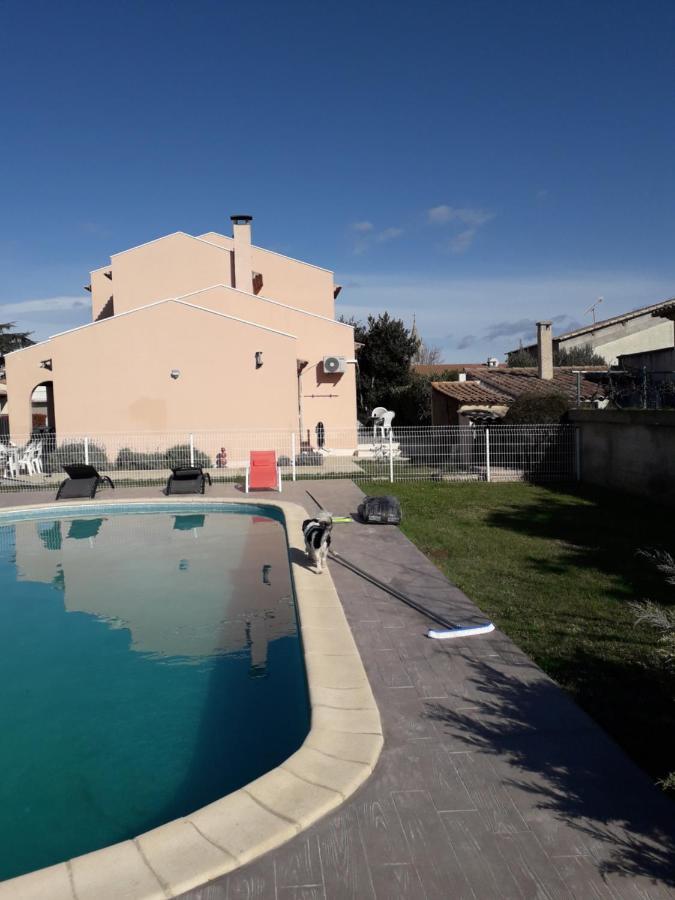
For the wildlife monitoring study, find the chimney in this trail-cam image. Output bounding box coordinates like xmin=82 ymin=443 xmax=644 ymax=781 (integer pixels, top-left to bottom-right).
xmin=231 ymin=214 xmax=253 ymax=292
xmin=536 ymin=321 xmax=553 ymax=380
xmin=458 ymin=371 xmax=467 ymax=382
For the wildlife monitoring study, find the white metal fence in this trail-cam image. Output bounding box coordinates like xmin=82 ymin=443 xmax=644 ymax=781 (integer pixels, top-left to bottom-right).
xmin=0 ymin=425 xmax=579 ymax=492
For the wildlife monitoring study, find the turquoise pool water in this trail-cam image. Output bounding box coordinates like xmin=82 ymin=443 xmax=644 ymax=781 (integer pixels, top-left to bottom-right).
xmin=0 ymin=503 xmax=310 ymax=881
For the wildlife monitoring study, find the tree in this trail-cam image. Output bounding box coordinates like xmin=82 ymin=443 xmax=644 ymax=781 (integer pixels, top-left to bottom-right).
xmin=0 ymin=322 xmax=34 ymax=355
xmin=507 ymin=347 xmax=537 ymax=367
xmin=355 ymin=313 xmax=419 ymax=418
xmin=383 ymin=369 xmax=459 ymax=425
xmin=555 ymin=343 xmax=605 ymax=366
xmin=413 ymin=339 xmax=443 ymax=366
xmin=508 ymin=341 xmax=606 ymax=368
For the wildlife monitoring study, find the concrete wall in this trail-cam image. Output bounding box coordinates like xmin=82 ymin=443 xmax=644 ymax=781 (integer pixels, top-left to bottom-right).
xmin=569 ymin=408 xmax=675 ymax=504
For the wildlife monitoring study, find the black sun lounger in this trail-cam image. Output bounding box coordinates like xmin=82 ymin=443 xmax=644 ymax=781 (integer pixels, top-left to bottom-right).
xmin=56 ymin=464 xmax=115 ymax=500
xmin=166 ymin=466 xmax=212 ymax=495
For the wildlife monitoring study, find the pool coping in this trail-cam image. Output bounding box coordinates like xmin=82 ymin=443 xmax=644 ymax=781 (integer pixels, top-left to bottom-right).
xmin=0 ymin=497 xmax=383 ymax=900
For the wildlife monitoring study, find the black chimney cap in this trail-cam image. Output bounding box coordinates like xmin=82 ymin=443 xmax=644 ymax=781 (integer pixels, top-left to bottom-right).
xmin=230 ymin=215 xmax=253 ymax=225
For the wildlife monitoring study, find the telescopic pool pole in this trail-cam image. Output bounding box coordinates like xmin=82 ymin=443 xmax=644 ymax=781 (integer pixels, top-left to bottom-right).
xmin=304 ymin=490 xmax=494 ymax=640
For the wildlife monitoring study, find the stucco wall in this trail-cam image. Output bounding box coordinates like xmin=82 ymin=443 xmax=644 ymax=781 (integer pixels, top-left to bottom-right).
xmin=187 ymin=285 xmax=356 ymax=435
xmin=562 ymin=315 xmax=674 ymax=363
xmin=108 ymin=233 xmax=233 ymax=316
xmin=199 ymin=233 xmax=335 ymax=318
xmin=5 ymin=301 xmax=298 ymax=440
xmin=569 ymin=408 xmax=675 ymax=505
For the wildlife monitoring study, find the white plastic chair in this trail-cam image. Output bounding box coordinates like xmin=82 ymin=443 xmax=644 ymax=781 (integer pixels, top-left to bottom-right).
xmin=17 ymin=445 xmax=35 ymax=476
xmin=371 ymin=407 xmax=387 ymax=442
xmin=379 ymin=410 xmax=395 ymax=439
xmin=3 ymin=447 xmax=18 ymax=479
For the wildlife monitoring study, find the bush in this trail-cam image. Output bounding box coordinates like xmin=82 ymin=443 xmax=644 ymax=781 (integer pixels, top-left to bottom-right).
xmin=116 ymin=447 xmax=167 ymax=470
xmin=166 ymin=443 xmax=211 ymax=468
xmin=115 ymin=444 xmax=212 ymax=470
xmin=45 ymin=441 xmax=109 ymax=474
xmin=503 ymin=391 xmax=569 ymax=424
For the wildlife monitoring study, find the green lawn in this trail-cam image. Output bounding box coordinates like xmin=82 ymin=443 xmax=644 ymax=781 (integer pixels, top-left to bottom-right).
xmin=357 ymin=480 xmax=675 ymax=790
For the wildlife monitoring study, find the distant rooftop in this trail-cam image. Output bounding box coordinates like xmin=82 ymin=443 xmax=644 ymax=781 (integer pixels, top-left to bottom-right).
xmin=511 ymin=296 xmax=675 ymax=353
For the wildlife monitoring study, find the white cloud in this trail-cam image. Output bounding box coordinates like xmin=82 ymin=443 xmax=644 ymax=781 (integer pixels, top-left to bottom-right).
xmin=427 ymin=205 xmax=495 ymax=253
xmin=0 ymin=296 xmax=90 ymax=342
xmin=351 ymin=222 xmax=404 ymax=254
xmin=375 ymin=227 xmax=404 ymax=243
xmin=427 ymin=205 xmax=494 ymax=228
xmin=0 ymin=296 xmax=88 ymax=316
xmin=335 ymin=270 xmax=675 ymax=362
xmin=449 ymin=228 xmax=478 ymax=254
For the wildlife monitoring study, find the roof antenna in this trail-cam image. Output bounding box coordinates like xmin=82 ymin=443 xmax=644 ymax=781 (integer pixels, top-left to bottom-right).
xmin=584 ymin=296 xmax=603 ymax=323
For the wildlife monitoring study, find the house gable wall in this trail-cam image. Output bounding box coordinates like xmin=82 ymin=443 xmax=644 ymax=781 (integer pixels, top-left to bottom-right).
xmin=105 ymin=233 xmax=234 ymax=317
xmin=185 ymin=285 xmax=356 ymax=432
xmin=199 ymin=232 xmax=335 ymax=318
xmin=5 ymin=302 xmax=297 ymax=438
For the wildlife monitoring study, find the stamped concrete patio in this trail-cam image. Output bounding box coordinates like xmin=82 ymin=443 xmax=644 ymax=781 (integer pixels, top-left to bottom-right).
xmin=2 ymin=479 xmax=674 ymax=898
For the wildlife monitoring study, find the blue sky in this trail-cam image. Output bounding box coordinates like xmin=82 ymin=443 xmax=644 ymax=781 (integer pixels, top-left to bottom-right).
xmin=2 ymin=0 xmax=675 ymax=361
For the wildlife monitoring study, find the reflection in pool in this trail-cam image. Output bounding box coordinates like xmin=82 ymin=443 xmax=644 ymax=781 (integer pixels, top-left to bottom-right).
xmin=0 ymin=505 xmax=309 ymax=881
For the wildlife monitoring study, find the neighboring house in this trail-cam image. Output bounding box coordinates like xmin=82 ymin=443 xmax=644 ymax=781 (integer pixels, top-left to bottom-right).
xmin=510 ymin=298 xmax=675 ymax=364
xmin=618 ymin=300 xmax=675 ymax=380
xmin=431 ymin=367 xmax=605 ymax=425
xmin=433 ymin=322 xmax=606 ymax=424
xmin=4 ymin=215 xmax=357 ymax=445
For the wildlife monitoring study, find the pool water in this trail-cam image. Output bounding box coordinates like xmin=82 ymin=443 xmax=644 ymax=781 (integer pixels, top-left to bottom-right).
xmin=0 ymin=504 xmax=310 ymax=881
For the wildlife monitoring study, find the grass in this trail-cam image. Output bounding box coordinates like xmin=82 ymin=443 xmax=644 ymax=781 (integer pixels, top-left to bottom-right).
xmin=357 ymin=480 xmax=675 ymax=790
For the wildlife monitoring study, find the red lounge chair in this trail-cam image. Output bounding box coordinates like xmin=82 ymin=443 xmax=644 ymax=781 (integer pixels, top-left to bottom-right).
xmin=245 ymin=450 xmax=282 ymax=493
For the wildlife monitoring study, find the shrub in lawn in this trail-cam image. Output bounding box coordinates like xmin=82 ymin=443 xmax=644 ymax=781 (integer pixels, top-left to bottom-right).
xmin=630 ymin=548 xmax=675 ymax=791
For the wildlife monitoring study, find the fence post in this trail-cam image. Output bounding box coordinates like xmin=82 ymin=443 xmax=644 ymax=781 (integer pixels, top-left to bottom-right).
xmin=189 ymin=433 xmax=195 ymax=467
xmin=485 ymin=428 xmax=491 ymax=482
xmin=575 ymin=427 xmax=581 ymax=481
xmin=389 ymin=428 xmax=394 ymax=483
xmin=84 ymin=436 xmax=89 ymax=465
xmin=291 ymin=433 xmax=296 ymax=482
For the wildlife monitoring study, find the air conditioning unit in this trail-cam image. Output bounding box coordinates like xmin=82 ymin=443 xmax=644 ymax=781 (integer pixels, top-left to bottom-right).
xmin=323 ymin=355 xmax=347 ymax=374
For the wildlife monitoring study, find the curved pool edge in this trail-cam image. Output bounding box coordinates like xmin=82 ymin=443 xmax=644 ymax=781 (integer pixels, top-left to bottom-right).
xmin=0 ymin=497 xmax=383 ymax=900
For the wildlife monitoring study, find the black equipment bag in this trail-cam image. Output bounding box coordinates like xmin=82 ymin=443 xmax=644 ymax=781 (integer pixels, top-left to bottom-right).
xmin=358 ymin=495 xmax=402 ymax=525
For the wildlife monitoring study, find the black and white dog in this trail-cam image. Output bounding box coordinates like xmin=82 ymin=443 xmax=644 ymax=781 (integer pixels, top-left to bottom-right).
xmin=302 ymin=511 xmax=333 ymax=574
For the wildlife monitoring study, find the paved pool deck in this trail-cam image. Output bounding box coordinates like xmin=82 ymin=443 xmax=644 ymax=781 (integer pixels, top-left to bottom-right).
xmin=2 ymin=480 xmax=674 ymax=898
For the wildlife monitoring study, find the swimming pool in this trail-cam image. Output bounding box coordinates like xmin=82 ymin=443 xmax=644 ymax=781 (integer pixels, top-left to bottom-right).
xmin=0 ymin=502 xmax=310 ymax=881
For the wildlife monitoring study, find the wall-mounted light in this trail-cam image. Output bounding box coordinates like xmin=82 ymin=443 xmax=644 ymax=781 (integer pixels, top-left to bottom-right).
xmin=40 ymin=359 xmax=53 ymax=371
xmin=255 ymin=351 xmax=263 ymax=369
xmin=170 ymin=369 xmax=180 ymax=380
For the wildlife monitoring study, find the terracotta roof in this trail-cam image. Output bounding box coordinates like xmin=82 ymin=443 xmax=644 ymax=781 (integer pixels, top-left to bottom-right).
xmin=468 ymin=367 xmax=606 ymax=402
xmin=432 ymin=367 xmax=606 ymax=406
xmin=413 ymin=364 xmax=486 ymax=375
xmin=432 ymin=381 xmax=510 ymax=405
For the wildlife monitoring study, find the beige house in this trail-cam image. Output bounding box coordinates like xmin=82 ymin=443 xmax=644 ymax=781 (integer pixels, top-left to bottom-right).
xmin=4 ymin=216 xmax=356 ymax=446
xmin=510 ymin=298 xmax=675 ymax=365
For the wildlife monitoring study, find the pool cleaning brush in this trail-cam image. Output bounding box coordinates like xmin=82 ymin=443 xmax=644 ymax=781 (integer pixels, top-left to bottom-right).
xmin=428 ymin=623 xmax=495 ymax=640
xmin=329 ymin=550 xmax=494 ymax=640
xmin=306 ymin=490 xmax=494 ymax=640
